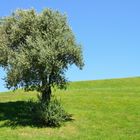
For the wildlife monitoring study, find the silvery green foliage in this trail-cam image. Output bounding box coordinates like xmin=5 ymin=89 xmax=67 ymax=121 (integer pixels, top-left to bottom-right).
xmin=0 ymin=9 xmax=84 ymax=92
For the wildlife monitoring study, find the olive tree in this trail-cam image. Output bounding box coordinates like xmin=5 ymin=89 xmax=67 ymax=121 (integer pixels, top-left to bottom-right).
xmin=0 ymin=9 xmax=84 ymax=102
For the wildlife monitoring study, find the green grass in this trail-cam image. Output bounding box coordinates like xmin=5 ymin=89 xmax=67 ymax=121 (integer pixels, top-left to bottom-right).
xmin=0 ymin=77 xmax=140 ymax=140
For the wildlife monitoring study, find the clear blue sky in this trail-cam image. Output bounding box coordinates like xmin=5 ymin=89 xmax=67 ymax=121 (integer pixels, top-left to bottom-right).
xmin=0 ymin=0 xmax=140 ymax=91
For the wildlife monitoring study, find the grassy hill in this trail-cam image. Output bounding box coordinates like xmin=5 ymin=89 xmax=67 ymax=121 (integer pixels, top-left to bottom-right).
xmin=0 ymin=77 xmax=140 ymax=140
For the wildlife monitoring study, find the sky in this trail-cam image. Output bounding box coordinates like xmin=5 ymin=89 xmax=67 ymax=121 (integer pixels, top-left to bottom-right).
xmin=0 ymin=0 xmax=140 ymax=92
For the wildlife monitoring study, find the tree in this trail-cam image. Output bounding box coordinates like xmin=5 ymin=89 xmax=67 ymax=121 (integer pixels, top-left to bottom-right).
xmin=0 ymin=9 xmax=84 ymax=102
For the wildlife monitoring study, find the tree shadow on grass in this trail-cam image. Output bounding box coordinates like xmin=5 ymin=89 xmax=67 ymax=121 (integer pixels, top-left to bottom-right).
xmin=0 ymin=101 xmax=73 ymax=128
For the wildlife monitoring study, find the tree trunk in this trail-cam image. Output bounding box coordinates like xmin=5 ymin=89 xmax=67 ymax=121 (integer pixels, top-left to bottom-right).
xmin=41 ymin=85 xmax=51 ymax=102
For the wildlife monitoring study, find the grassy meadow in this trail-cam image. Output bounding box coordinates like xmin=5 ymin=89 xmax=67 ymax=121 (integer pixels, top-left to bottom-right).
xmin=0 ymin=77 xmax=140 ymax=140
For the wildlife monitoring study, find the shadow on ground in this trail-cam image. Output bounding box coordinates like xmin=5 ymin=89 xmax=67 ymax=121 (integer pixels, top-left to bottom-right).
xmin=0 ymin=101 xmax=36 ymax=128
xmin=0 ymin=101 xmax=73 ymax=128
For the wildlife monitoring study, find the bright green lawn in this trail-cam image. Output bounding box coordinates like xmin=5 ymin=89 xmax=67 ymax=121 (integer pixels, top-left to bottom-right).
xmin=0 ymin=77 xmax=140 ymax=140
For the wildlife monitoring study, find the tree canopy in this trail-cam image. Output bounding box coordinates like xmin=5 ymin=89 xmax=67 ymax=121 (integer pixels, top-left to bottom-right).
xmin=0 ymin=9 xmax=84 ymax=101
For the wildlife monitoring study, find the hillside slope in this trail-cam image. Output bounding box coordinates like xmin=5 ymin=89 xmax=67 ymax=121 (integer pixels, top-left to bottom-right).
xmin=0 ymin=77 xmax=140 ymax=140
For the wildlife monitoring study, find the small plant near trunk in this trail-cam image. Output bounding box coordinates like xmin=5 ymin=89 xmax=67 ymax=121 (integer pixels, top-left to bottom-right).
xmin=32 ymin=96 xmax=71 ymax=127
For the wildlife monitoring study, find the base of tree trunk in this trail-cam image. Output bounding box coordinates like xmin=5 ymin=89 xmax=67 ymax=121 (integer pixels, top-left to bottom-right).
xmin=41 ymin=86 xmax=51 ymax=102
